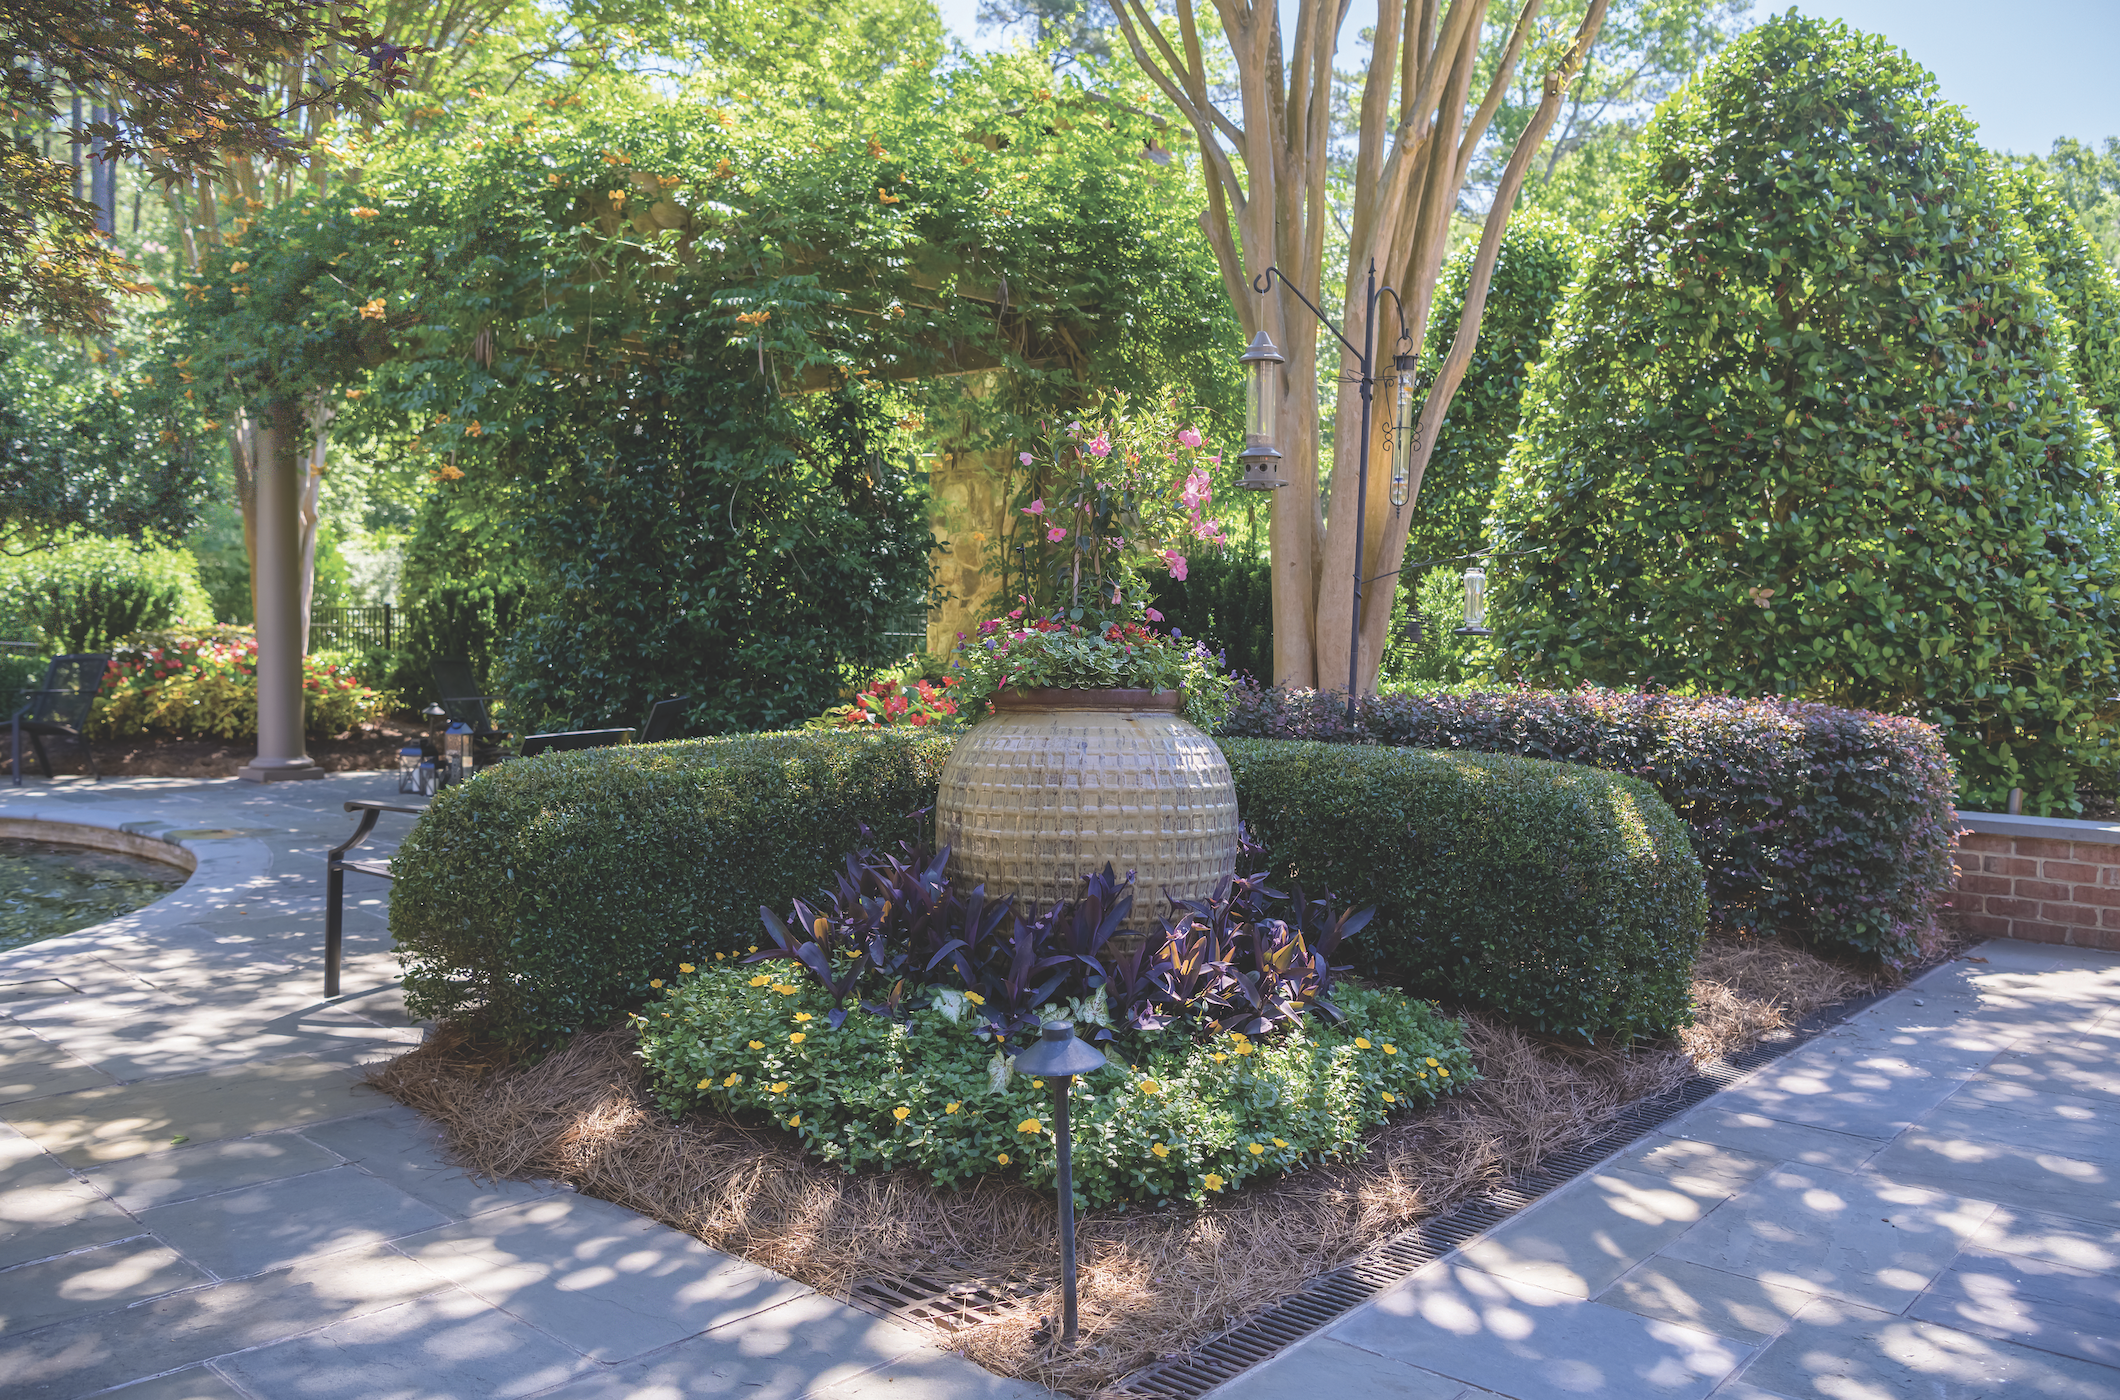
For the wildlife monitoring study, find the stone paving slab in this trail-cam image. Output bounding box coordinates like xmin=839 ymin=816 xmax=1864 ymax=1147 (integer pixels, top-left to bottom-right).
xmin=1 ymin=774 xmax=1054 ymax=1400
xmin=103 ymin=1369 xmax=252 ymax=1400
xmin=1655 ymin=1163 xmax=1995 ymax=1312
xmin=1737 ymin=1294 xmax=2120 ymax=1399
xmin=215 ymin=1289 xmax=596 ymax=1399
xmin=1211 ymin=941 xmax=2120 ymax=1400
xmin=524 ymin=1291 xmax=1034 ymax=1400
xmin=1460 ymin=1165 xmax=1735 ymax=1299
xmin=1326 ymin=1262 xmax=1751 ymax=1400
xmin=1908 ymin=1245 xmax=2120 ymax=1367
xmin=396 ymin=1194 xmax=812 ymax=1365
xmin=0 ymin=1236 xmax=209 ymax=1334
xmin=0 ymin=1243 xmax=450 ymax=1398
xmin=138 ymin=1163 xmax=453 ymax=1278
xmin=1208 ymin=1335 xmax=1505 ymax=1400
xmin=82 ymin=1130 xmax=346 ymax=1212
xmin=4 ymin=1055 xmax=371 ymax=1166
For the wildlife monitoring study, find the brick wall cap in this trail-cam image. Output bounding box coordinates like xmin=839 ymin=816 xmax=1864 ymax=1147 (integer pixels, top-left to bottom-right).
xmin=1961 ymin=811 xmax=2120 ymax=846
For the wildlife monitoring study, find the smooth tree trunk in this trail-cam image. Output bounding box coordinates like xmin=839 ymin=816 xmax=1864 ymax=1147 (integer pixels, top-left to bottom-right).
xmin=1113 ymin=0 xmax=1609 ymax=694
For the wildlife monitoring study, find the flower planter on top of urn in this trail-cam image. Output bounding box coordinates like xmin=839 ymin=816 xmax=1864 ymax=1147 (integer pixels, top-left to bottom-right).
xmin=935 ymin=685 xmax=1240 ymax=922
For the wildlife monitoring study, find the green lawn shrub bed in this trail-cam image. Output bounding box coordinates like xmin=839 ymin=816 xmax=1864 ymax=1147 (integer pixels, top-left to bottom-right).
xmin=635 ymin=963 xmax=1472 ymax=1206
xmin=1223 ymin=685 xmax=1954 ymax=966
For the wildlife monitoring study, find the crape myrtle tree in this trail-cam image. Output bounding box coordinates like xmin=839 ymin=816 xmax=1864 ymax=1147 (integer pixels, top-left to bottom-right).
xmin=1108 ymin=0 xmax=1611 ymax=691
xmin=1489 ymin=15 xmax=2120 ymax=812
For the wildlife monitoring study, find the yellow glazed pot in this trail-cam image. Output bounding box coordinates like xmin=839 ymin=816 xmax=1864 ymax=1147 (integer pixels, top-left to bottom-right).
xmin=936 ymin=687 xmax=1240 ymax=923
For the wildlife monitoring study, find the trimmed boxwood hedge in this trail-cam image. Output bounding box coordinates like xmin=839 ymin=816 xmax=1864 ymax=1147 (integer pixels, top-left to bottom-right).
xmin=391 ymin=729 xmax=952 ymax=1047
xmin=1222 ymin=739 xmax=1705 ymax=1044
xmin=391 ymin=727 xmax=1705 ymax=1047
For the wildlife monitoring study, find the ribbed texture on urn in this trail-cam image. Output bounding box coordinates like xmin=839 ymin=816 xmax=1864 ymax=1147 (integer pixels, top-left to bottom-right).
xmin=936 ymin=699 xmax=1240 ymax=923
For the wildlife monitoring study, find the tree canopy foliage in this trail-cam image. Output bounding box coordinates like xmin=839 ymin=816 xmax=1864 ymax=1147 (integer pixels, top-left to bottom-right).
xmin=1489 ymin=14 xmax=2120 ymax=812
xmin=163 ymin=53 xmax=1238 ymax=729
xmin=0 ymin=0 xmax=415 ymax=331
xmin=0 ymin=317 xmax=208 ymax=552
xmin=1402 ymin=212 xmax=1576 ymax=574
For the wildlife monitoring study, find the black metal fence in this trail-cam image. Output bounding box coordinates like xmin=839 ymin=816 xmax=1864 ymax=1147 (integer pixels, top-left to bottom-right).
xmin=311 ymin=604 xmax=395 ymax=653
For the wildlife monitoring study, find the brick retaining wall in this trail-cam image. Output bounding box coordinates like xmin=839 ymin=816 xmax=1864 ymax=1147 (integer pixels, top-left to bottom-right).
xmin=1950 ymin=812 xmax=2120 ymax=952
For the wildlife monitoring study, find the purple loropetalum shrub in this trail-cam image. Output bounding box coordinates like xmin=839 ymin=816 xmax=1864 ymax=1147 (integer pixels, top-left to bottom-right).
xmin=1221 ymin=684 xmax=1958 ymax=965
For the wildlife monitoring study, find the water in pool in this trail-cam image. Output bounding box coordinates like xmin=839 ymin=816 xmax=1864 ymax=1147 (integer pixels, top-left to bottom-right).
xmin=0 ymin=838 xmax=186 ymax=953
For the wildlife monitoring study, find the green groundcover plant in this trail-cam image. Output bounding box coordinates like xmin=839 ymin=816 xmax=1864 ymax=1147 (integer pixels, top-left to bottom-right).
xmin=633 ymin=830 xmax=1475 ymax=1205
xmin=637 ymin=973 xmax=1469 ymax=1206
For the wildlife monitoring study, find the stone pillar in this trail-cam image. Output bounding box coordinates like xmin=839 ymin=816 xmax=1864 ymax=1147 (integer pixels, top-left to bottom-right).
xmin=238 ymin=396 xmax=325 ymax=783
xmin=925 ymin=443 xmax=1013 ymax=658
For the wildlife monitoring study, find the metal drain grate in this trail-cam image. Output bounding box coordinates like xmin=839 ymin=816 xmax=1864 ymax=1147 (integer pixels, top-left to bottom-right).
xmin=850 ymin=1268 xmax=1045 ymax=1334
xmin=1114 ymin=985 xmax=1895 ymax=1399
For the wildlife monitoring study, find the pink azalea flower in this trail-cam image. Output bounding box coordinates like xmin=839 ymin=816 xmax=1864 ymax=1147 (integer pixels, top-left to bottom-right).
xmin=1021 ymin=499 xmax=1045 ymax=516
xmin=1177 ymin=427 xmax=1203 ymax=448
xmin=1086 ymin=433 xmax=1112 ymax=458
xmin=1019 ymin=452 xmax=1034 ymax=465
xmin=1047 ymin=526 xmax=1067 ymax=542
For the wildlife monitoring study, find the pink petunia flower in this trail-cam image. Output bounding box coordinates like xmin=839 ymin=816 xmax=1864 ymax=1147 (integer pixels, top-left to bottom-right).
xmin=1146 ymin=608 xmax=1164 ymax=622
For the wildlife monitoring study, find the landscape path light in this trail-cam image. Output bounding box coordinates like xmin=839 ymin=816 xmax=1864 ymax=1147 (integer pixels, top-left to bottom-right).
xmin=1242 ymin=263 xmax=1415 ymax=720
xmin=1012 ymin=1018 xmax=1108 ymax=1349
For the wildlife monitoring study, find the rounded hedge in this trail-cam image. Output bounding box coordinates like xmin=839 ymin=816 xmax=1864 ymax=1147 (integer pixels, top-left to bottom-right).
xmin=390 ymin=729 xmax=1705 ymax=1046
xmin=390 ymin=729 xmax=953 ymax=1046
xmin=1222 ymin=739 xmax=1706 ymax=1044
xmin=1489 ymin=14 xmax=2120 ymax=813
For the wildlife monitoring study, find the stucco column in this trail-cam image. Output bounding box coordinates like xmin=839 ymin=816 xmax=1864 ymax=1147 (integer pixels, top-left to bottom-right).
xmin=237 ymin=396 xmax=324 ymax=783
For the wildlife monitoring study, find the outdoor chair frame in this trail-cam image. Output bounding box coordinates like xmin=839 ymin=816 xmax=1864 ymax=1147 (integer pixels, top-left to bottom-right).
xmin=8 ymin=653 xmax=109 ymax=787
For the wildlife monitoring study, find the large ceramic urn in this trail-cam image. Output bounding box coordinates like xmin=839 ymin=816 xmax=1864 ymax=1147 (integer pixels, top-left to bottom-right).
xmin=936 ymin=687 xmax=1240 ymax=922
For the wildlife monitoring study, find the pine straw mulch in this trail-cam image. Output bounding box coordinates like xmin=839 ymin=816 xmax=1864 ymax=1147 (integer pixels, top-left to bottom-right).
xmin=363 ymin=930 xmax=1923 ymax=1398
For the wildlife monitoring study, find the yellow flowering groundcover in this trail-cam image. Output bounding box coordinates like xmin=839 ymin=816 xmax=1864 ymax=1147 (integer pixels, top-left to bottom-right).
xmin=635 ymin=966 xmax=1475 ymax=1206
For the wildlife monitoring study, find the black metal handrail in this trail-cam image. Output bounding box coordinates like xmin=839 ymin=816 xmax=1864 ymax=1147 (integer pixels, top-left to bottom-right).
xmin=324 ymin=799 xmax=423 ymax=997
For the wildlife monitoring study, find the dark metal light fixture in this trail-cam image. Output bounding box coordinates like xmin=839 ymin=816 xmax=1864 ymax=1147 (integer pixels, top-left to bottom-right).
xmin=1012 ymin=1019 xmax=1108 ymax=1348
xmin=1237 ymin=331 xmax=1287 ymax=491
